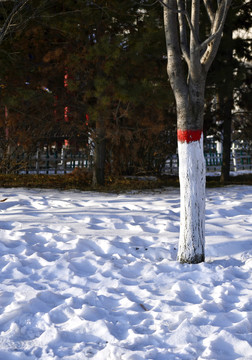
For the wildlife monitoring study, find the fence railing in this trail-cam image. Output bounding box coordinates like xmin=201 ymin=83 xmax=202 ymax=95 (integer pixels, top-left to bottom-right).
xmin=164 ymin=150 xmax=252 ymax=174
xmin=0 ymin=149 xmax=251 ymax=175
xmin=0 ymin=149 xmax=92 ymax=175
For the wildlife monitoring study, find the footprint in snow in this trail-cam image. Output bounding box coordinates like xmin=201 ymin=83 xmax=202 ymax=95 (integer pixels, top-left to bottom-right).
xmin=0 ymin=291 xmax=15 ymax=314
xmin=49 ymin=305 xmax=71 ymax=324
xmin=172 ymin=282 xmax=202 ymax=305
xmin=69 ymin=258 xmax=97 ymax=276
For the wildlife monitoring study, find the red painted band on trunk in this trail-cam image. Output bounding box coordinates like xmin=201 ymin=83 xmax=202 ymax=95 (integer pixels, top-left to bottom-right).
xmin=177 ymin=129 xmax=202 ymax=143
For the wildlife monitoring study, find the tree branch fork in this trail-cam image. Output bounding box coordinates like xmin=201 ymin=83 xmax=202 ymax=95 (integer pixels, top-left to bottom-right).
xmin=159 ymin=0 xmax=231 ymax=71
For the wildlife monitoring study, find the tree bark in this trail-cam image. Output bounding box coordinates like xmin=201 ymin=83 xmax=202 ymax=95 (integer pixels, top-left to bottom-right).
xmin=175 ymin=77 xmax=206 ymax=263
xmin=177 ymin=130 xmax=205 ymax=263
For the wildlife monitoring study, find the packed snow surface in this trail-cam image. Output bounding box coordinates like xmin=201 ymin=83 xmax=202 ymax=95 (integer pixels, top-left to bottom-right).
xmin=0 ymin=186 xmax=251 ymax=360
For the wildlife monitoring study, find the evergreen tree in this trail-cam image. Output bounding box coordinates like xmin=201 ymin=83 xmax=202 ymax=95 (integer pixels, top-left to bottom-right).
xmin=1 ymin=0 xmax=175 ymax=179
xmin=205 ymin=0 xmax=252 ymax=181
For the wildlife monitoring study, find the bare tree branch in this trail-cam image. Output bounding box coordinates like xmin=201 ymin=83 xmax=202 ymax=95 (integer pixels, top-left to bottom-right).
xmin=0 ymin=0 xmax=30 ymax=44
xmin=201 ymin=0 xmax=228 ymax=48
xmin=200 ymin=0 xmax=231 ymax=71
xmin=157 ymin=0 xmax=200 ymax=46
xmin=163 ymin=0 xmax=188 ymax=104
xmin=203 ymin=0 xmax=215 ymax=24
xmin=177 ymin=0 xmax=190 ymax=65
xmin=191 ymin=0 xmax=200 ymax=42
xmin=189 ymin=0 xmax=201 ymax=74
xmin=159 ymin=0 xmax=231 ymax=72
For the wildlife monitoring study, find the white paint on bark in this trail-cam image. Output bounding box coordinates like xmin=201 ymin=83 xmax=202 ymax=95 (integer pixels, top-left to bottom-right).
xmin=177 ymin=133 xmax=206 ymax=263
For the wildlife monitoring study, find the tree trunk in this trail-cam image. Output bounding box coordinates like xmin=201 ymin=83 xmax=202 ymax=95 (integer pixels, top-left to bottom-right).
xmin=220 ymin=94 xmax=232 ymax=183
xmin=93 ymin=118 xmax=106 ymax=186
xmin=220 ymin=25 xmax=233 ymax=183
xmin=177 ymin=129 xmax=206 ymax=263
xmin=175 ymin=78 xmax=206 ymax=263
xmin=161 ymin=0 xmax=231 ymax=263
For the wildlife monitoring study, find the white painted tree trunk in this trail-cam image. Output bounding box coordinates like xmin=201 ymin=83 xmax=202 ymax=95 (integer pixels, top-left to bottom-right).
xmin=161 ymin=0 xmax=231 ymax=263
xmin=177 ymin=133 xmax=206 ymax=263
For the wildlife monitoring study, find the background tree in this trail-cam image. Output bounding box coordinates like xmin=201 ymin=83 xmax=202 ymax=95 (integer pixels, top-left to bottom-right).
xmin=233 ymin=63 xmax=252 ymax=142
xmin=159 ymin=0 xmax=231 ymax=263
xmin=103 ymin=3 xmax=176 ymax=177
xmin=1 ymin=0 xmax=176 ymax=178
xmin=0 ymin=0 xmax=49 ymax=169
xmin=71 ymin=0 xmax=175 ymax=185
xmin=204 ymin=0 xmax=252 ymax=182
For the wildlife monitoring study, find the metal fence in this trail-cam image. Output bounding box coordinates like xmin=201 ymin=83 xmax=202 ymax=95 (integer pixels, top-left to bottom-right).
xmin=163 ymin=150 xmax=252 ymax=175
xmin=0 ymin=149 xmax=92 ymax=175
xmin=0 ymin=148 xmax=251 ymax=175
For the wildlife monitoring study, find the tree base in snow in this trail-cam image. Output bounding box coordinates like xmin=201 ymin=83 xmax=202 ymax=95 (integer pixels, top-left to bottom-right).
xmin=178 ymin=253 xmax=205 ymax=264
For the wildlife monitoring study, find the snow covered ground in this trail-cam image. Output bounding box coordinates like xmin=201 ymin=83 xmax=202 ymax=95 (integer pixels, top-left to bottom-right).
xmin=0 ymin=186 xmax=251 ymax=360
